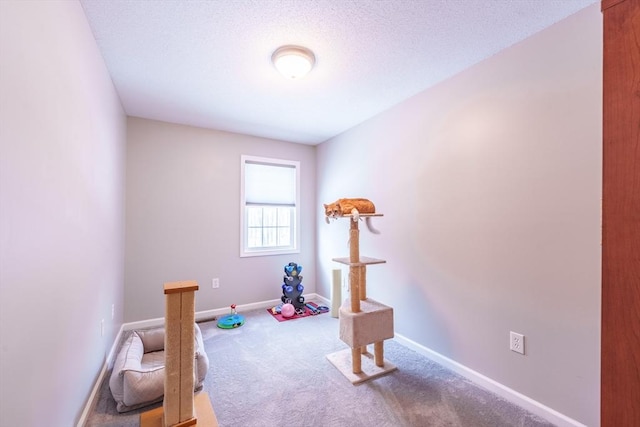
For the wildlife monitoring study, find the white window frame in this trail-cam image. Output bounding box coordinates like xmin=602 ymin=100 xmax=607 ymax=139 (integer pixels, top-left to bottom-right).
xmin=240 ymin=155 xmax=300 ymax=257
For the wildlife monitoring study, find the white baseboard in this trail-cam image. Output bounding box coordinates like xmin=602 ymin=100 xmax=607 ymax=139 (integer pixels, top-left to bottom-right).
xmin=122 ymin=295 xmax=324 ymax=330
xmin=313 ymin=293 xmax=330 ymax=305
xmin=393 ymin=334 xmax=587 ymax=427
xmin=76 ymin=294 xmax=325 ymax=426
xmin=76 ymin=324 xmax=124 ymax=427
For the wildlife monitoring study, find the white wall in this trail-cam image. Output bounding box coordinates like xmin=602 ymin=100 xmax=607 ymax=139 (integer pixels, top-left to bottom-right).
xmin=316 ymin=5 xmax=601 ymax=426
xmin=0 ymin=1 xmax=126 ymax=426
xmin=125 ymin=118 xmax=316 ymax=322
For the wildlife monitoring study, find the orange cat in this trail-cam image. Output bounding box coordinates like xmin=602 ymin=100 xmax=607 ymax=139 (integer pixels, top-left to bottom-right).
xmin=324 ymin=198 xmax=379 ymax=234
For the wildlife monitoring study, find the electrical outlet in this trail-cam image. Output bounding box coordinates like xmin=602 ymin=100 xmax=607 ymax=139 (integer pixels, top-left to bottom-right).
xmin=101 ymin=319 xmax=105 ymax=337
xmin=510 ymin=331 xmax=525 ymax=355
xmin=212 ymin=278 xmax=220 ymax=289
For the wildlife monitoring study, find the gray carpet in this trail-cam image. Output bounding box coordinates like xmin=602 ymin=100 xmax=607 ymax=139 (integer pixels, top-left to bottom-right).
xmin=87 ymin=304 xmax=556 ymax=427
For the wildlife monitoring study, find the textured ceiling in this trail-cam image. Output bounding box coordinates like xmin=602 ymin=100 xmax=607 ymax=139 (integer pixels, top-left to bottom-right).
xmin=80 ymin=0 xmax=597 ymax=145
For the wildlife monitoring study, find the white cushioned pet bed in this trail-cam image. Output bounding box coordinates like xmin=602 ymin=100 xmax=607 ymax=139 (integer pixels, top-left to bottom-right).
xmin=109 ymin=323 xmax=209 ymax=412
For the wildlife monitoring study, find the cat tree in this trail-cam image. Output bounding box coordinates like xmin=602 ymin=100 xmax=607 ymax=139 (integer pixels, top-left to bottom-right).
xmin=326 ymin=214 xmax=397 ymax=384
xmin=140 ymin=281 xmax=218 ymax=427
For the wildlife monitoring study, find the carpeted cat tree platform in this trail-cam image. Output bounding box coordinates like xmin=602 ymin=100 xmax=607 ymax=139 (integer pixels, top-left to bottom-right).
xmin=326 ymin=210 xmax=397 ymax=384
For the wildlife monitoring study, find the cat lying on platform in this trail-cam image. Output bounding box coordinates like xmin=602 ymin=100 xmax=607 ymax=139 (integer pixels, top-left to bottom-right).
xmin=323 ymin=198 xmax=380 ymax=234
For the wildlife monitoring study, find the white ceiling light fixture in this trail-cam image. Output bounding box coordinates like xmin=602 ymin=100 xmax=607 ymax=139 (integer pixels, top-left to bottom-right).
xmin=271 ymin=45 xmax=315 ymax=79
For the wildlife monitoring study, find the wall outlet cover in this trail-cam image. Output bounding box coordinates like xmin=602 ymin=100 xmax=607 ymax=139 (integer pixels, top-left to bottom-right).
xmin=510 ymin=331 xmax=525 ymax=355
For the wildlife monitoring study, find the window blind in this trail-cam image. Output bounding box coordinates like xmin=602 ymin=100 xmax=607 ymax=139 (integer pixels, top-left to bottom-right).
xmin=244 ymin=161 xmax=296 ymax=206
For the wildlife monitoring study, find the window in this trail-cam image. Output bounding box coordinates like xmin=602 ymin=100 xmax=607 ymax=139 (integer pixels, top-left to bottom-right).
xmin=240 ymin=155 xmax=300 ymax=257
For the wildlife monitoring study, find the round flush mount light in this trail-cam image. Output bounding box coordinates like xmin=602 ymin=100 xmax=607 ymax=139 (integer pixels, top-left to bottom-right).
xmin=271 ymin=45 xmax=315 ymax=79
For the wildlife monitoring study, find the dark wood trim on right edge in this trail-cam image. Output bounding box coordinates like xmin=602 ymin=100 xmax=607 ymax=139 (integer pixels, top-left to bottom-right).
xmin=601 ymin=0 xmax=640 ymax=425
xmin=601 ymin=0 xmax=627 ymax=11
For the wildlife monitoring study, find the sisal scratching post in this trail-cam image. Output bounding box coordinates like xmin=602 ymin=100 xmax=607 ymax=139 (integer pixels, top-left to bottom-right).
xmin=164 ymin=281 xmax=197 ymax=427
xmin=141 ymin=280 xmax=218 ymax=427
xmin=349 ymin=219 xmax=361 ymax=373
xmin=358 ymin=266 xmax=367 ymax=301
xmin=349 ymin=267 xmax=361 ymax=313
xmin=331 ymin=269 xmax=342 ymax=318
xmin=163 ymin=292 xmax=183 ymax=425
xmin=349 ymin=219 xmax=361 ymax=313
xmin=349 ymin=218 xmax=359 ymax=262
xmin=178 ymin=291 xmax=196 ymax=421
